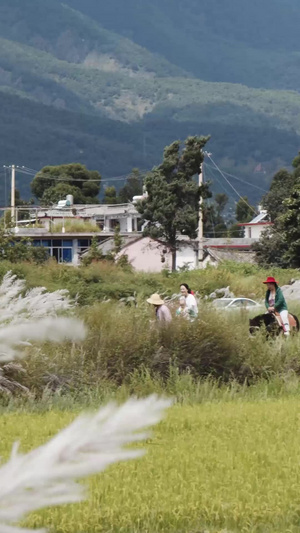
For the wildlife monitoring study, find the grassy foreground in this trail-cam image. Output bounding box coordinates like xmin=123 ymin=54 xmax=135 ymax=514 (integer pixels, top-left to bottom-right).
xmin=3 ymin=397 xmax=300 ymax=532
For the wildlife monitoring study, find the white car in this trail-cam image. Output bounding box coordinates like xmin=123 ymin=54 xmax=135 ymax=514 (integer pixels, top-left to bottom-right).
xmin=212 ymin=298 xmax=263 ymax=311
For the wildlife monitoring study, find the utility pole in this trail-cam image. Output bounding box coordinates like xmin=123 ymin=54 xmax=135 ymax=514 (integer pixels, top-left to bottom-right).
xmin=198 ymin=163 xmax=204 ymax=267
xmin=11 ymin=165 xmax=16 ymax=222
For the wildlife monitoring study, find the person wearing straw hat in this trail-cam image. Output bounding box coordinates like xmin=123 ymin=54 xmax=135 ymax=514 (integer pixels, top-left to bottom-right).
xmin=147 ymin=293 xmax=172 ymax=323
xmin=263 ymin=276 xmax=289 ymax=336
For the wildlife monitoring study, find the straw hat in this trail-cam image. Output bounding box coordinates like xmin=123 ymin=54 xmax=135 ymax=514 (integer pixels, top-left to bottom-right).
xmin=147 ymin=293 xmax=164 ymax=306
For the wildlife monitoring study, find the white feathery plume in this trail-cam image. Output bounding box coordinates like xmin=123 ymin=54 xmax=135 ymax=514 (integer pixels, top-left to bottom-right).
xmin=0 ymin=395 xmax=171 ymax=533
xmin=0 ymin=317 xmax=86 ymax=362
xmin=0 ymin=273 xmax=72 ymax=324
xmin=0 ymin=272 xmax=84 ymax=361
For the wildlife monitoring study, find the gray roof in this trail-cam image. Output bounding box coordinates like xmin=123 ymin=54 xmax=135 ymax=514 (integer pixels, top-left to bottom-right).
xmin=31 ymin=203 xmax=139 ymax=219
xmin=206 ymin=248 xmax=257 ymax=263
xmin=80 ymin=236 xmax=140 ymax=257
xmin=247 ymin=212 xmax=269 ymax=224
xmin=203 ymin=238 xmax=256 ymax=247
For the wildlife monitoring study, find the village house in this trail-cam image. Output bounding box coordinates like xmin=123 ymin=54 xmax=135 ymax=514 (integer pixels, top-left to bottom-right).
xmin=238 ymin=208 xmax=271 ymax=239
xmin=10 ymin=196 xmax=267 ymax=270
xmin=12 ymin=198 xmax=142 ymax=265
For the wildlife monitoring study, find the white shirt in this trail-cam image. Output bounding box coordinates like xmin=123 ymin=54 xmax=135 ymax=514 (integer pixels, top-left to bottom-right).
xmin=185 ymin=293 xmax=198 ymax=316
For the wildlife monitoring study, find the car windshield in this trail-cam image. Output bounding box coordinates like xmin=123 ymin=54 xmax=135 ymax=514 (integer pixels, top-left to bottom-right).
xmin=213 ymin=299 xmax=233 ymax=308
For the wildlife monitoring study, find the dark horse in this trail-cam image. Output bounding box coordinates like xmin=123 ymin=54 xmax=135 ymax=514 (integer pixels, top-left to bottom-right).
xmin=249 ymin=313 xmax=300 ymax=336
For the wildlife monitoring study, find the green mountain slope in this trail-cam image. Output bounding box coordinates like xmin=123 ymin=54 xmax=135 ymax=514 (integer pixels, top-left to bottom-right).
xmin=1 ymin=89 xmax=299 ymax=206
xmin=1 ymin=0 xmax=300 ymax=206
xmin=3 ymin=35 xmax=300 ymax=129
xmin=0 ymin=0 xmax=186 ymax=78
xmin=66 ymin=0 xmax=300 ymax=91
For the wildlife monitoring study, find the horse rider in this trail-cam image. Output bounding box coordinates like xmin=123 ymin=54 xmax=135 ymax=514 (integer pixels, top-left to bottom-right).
xmin=263 ymin=276 xmax=289 ymax=336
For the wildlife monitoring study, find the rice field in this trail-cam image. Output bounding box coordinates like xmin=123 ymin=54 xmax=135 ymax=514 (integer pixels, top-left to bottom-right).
xmin=4 ymin=397 xmax=300 ymax=532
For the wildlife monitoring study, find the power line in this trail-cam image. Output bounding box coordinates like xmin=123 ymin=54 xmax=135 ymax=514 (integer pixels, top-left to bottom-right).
xmin=204 ymin=152 xmax=258 ymax=215
xmin=203 ymin=163 xmax=268 ymax=193
xmin=204 ymin=164 xmax=235 ymax=200
xmin=14 ymin=167 xmax=145 ymax=183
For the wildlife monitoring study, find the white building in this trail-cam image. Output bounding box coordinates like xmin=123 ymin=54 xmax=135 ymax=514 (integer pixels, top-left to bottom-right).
xmin=239 ymin=210 xmax=272 ymax=240
xmin=12 ymin=202 xmax=142 ymax=265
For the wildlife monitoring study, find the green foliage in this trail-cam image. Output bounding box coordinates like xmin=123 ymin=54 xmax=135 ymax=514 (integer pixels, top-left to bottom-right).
xmin=255 ymin=153 xmax=300 ymax=268
xmin=6 ymin=288 xmax=300 ymax=395
xmin=103 ymin=186 xmax=119 ymax=204
xmin=137 ymin=136 xmax=210 ymax=270
xmin=2 ymin=0 xmax=300 ymax=211
xmin=252 ymin=228 xmax=289 ymax=268
xmin=0 ymin=227 xmax=48 ymax=264
xmin=51 ymin=219 xmax=99 ymax=233
xmin=280 ymin=179 xmax=300 ymax=268
xmin=262 ymin=169 xmax=295 ymax=222
xmin=67 ymin=0 xmax=300 ymax=91
xmin=119 ymin=169 xmax=143 ymax=203
xmin=214 ymin=193 xmax=228 ymax=217
xmin=14 ymin=189 xmax=34 ymax=221
xmin=203 ymin=194 xmax=229 ymax=237
xmin=31 ymin=163 xmax=101 ymax=205
xmin=236 ymin=196 xmax=254 ymax=223
xmin=113 ymin=224 xmax=123 ymax=255
xmin=81 ymin=236 xmax=103 ymax=266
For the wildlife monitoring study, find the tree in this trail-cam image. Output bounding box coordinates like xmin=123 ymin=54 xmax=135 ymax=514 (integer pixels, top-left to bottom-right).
xmin=11 ymin=189 xmax=34 ymax=221
xmin=214 ymin=193 xmax=228 ymax=218
xmin=103 ymin=186 xmax=119 ymax=204
xmin=228 ymin=223 xmax=244 ymax=238
xmin=262 ymin=169 xmax=295 ymax=222
xmin=253 ymin=153 xmax=300 ymax=267
xmin=0 ymin=222 xmax=48 ymax=264
xmin=236 ymin=196 xmax=254 ymax=223
xmin=81 ymin=236 xmax=103 ymax=266
xmin=252 ymin=227 xmax=288 ymax=268
xmin=31 ymin=164 xmax=101 ymax=206
xmin=279 ymin=179 xmax=300 ymax=267
xmin=119 ymin=169 xmax=143 ymax=203
xmin=137 ymin=136 xmax=210 ymax=271
xmin=42 ymin=184 xmax=86 ymax=206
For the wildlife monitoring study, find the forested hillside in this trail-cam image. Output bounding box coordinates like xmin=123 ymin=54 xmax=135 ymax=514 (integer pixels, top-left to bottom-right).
xmin=66 ymin=0 xmax=300 ymax=90
xmin=1 ymin=0 xmax=300 ymax=204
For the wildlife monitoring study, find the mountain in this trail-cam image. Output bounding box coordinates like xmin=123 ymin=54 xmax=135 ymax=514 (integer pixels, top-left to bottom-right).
xmin=66 ymin=0 xmax=300 ymax=91
xmin=1 ymin=0 xmax=300 ymax=205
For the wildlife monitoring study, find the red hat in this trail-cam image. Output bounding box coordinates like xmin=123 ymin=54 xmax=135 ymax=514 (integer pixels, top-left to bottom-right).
xmin=263 ymin=276 xmax=278 ymax=284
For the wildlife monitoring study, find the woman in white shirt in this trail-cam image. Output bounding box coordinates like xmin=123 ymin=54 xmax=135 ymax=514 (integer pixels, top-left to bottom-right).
xmin=180 ymin=283 xmax=198 ymax=317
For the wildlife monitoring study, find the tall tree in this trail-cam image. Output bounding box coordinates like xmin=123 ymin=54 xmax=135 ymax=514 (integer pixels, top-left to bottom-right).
xmin=31 ymin=164 xmax=101 ymax=206
xmin=279 ymin=179 xmax=300 ymax=267
xmin=119 ymin=169 xmax=143 ymax=203
xmin=235 ymin=196 xmax=254 ymax=223
xmin=137 ymin=136 xmax=210 ymax=271
xmin=214 ymin=193 xmax=228 ymax=218
xmin=262 ymin=169 xmax=295 ymax=222
xmin=254 ymin=152 xmax=300 ymax=267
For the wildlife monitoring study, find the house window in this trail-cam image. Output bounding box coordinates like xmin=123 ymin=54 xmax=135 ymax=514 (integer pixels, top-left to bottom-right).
xmin=248 ymin=227 xmax=252 ymax=238
xmin=78 ymin=239 xmax=91 ymax=254
xmin=33 ymin=239 xmax=73 ymax=263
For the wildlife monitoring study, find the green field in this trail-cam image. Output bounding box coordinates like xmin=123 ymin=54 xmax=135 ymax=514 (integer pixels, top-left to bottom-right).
xmin=2 ymin=261 xmax=300 ymax=531
xmin=3 ymin=398 xmax=300 ymax=532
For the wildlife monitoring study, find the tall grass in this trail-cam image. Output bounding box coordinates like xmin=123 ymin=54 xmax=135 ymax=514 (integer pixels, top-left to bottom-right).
xmin=4 ymin=299 xmax=300 ymax=397
xmin=0 ymin=260 xmax=298 ymax=398
xmin=51 ymin=220 xmax=99 ymax=233
xmin=0 ymin=260 xmax=296 ymax=305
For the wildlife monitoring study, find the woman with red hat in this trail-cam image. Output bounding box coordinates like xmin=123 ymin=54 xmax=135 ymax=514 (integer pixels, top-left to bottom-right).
xmin=263 ymin=276 xmax=289 ymax=336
